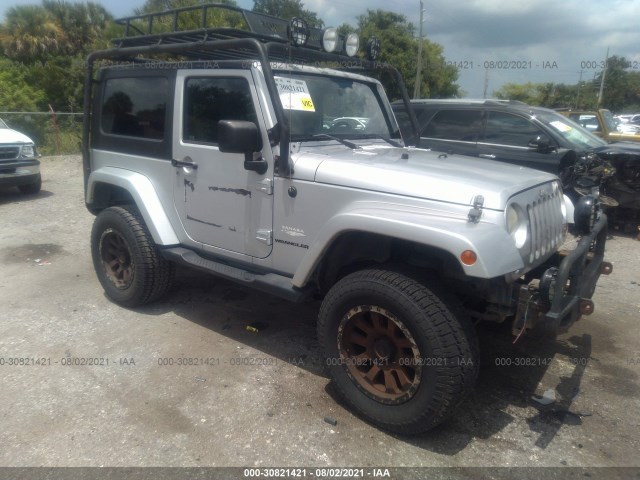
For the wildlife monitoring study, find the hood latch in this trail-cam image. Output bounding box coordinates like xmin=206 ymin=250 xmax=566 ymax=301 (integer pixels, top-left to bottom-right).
xmin=468 ymin=195 xmax=484 ymax=223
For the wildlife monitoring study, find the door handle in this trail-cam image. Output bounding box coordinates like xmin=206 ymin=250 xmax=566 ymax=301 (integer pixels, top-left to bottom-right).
xmin=172 ymin=157 xmax=198 ymax=169
xmin=479 ymin=154 xmax=496 ymax=159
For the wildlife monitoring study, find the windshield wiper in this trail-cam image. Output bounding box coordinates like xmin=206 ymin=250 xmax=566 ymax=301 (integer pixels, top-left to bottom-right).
xmin=359 ymin=134 xmax=404 ymax=148
xmin=311 ymin=134 xmax=361 ymax=150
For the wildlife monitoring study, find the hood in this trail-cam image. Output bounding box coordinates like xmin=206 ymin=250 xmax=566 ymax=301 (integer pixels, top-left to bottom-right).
xmin=292 ymin=142 xmax=557 ymax=210
xmin=592 ymin=141 xmax=640 ymax=156
xmin=0 ymin=128 xmax=34 ymax=144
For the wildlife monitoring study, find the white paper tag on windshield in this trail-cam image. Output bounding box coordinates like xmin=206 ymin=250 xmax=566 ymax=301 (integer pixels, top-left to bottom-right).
xmin=275 ymin=77 xmax=315 ymax=112
xmin=550 ymin=120 xmax=572 ymax=132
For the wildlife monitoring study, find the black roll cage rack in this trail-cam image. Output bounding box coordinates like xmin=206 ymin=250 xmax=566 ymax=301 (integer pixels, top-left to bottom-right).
xmin=82 ymin=3 xmax=420 ymax=182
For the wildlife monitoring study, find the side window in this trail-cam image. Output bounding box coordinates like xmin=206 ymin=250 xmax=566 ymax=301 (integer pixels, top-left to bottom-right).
xmin=423 ymin=109 xmax=482 ymax=141
xmin=481 ymin=111 xmax=547 ymax=147
xmin=101 ymin=77 xmax=168 ymax=139
xmin=183 ymin=77 xmax=256 ymax=145
xmin=569 ymin=114 xmax=601 ymax=132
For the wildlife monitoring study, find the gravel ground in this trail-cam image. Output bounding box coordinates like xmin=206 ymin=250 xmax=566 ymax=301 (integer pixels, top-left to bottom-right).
xmin=0 ymin=155 xmax=639 ymax=477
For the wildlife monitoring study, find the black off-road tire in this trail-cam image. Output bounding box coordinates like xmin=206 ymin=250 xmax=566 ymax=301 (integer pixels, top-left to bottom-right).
xmin=318 ymin=268 xmax=479 ymax=435
xmin=18 ymin=174 xmax=42 ymax=194
xmin=91 ymin=205 xmax=175 ymax=307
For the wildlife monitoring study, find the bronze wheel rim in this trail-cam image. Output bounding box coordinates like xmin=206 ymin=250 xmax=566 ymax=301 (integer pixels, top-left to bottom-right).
xmin=337 ymin=305 xmax=422 ymax=404
xmin=100 ymin=228 xmax=134 ymax=290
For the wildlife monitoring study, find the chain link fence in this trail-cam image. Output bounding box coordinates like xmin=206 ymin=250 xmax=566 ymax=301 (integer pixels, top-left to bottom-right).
xmin=0 ymin=111 xmax=83 ymax=156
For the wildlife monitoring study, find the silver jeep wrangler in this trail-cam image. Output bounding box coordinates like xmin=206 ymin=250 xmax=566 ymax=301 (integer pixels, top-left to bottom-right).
xmin=82 ymin=5 xmax=610 ymax=434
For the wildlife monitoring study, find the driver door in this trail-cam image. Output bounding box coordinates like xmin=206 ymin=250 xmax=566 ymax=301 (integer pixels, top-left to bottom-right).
xmin=172 ymin=70 xmax=274 ymax=259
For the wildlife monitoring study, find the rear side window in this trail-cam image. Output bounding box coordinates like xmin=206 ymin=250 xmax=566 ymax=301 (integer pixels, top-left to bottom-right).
xmin=101 ymin=77 xmax=168 ymax=139
xmin=423 ymin=109 xmax=482 ymax=141
xmin=183 ymin=77 xmax=256 ymax=145
xmin=481 ymin=111 xmax=546 ymax=147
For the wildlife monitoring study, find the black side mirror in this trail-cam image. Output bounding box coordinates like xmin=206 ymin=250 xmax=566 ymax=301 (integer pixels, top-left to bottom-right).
xmin=528 ymin=135 xmax=554 ymax=153
xmin=217 ymin=120 xmax=267 ymax=174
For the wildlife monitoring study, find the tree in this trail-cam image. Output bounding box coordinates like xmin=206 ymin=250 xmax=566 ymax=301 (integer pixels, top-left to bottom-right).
xmin=493 ymin=56 xmax=640 ymax=112
xmin=253 ymin=0 xmax=324 ymax=28
xmin=597 ymin=56 xmax=640 ymax=112
xmin=133 ymin=0 xmax=242 ymax=33
xmin=0 ymin=58 xmax=45 ymax=111
xmin=493 ymin=82 xmax=540 ymax=105
xmin=0 ymin=5 xmax=65 ymax=60
xmin=42 ymin=1 xmax=112 ymax=55
xmin=356 ymin=10 xmax=458 ymax=100
xmin=135 ymin=0 xmax=237 ymax=14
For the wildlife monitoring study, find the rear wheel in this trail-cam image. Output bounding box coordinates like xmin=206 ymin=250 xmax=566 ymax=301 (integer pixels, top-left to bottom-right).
xmin=91 ymin=205 xmax=174 ymax=307
xmin=318 ymin=268 xmax=478 ymax=434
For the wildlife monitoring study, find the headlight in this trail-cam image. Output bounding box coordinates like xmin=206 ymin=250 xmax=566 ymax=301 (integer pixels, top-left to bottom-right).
xmin=574 ymin=194 xmax=600 ymax=234
xmin=506 ymin=203 xmax=528 ymax=249
xmin=21 ymin=144 xmax=35 ymax=158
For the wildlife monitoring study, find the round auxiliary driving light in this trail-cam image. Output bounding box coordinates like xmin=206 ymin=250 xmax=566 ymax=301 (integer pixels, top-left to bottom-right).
xmin=366 ymin=37 xmax=381 ymax=61
xmin=345 ymin=33 xmax=359 ymax=57
xmin=289 ymin=17 xmax=309 ymax=47
xmin=574 ymin=194 xmax=599 ymax=235
xmin=322 ymin=27 xmax=338 ymax=53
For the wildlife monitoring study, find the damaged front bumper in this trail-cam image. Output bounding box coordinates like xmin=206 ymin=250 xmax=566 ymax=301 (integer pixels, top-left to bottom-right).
xmin=514 ymin=214 xmax=611 ymax=336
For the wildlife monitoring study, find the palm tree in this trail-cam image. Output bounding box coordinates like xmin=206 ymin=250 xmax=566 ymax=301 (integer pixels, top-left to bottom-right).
xmin=0 ymin=5 xmax=66 ymax=61
xmin=42 ymin=1 xmax=112 ymax=55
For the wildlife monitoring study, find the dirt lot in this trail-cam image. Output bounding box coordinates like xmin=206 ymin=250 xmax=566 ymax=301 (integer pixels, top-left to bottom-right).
xmin=1 ymin=156 xmax=639 ymax=476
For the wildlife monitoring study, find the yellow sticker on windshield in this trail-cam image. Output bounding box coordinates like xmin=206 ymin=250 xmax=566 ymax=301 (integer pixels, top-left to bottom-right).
xmin=275 ymin=77 xmax=316 ymax=112
xmin=300 ymin=98 xmax=315 ymax=111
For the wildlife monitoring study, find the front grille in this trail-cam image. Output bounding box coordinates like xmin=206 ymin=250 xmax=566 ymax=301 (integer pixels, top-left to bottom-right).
xmin=0 ymin=146 xmax=20 ymax=160
xmin=527 ymin=186 xmax=565 ymax=264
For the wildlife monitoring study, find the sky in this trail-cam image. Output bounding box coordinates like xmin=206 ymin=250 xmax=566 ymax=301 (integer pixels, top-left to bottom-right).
xmin=2 ymin=0 xmax=639 ymax=98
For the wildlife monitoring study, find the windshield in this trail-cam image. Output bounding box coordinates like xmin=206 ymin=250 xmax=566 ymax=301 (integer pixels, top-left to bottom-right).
xmin=535 ymin=111 xmax=607 ymax=149
xmin=273 ymin=71 xmax=401 ymax=142
xmin=0 ymin=119 xmax=8 ymax=129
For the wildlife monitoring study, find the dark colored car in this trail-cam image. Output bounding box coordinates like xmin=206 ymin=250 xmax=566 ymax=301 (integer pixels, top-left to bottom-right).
xmin=392 ymin=99 xmax=640 ymax=228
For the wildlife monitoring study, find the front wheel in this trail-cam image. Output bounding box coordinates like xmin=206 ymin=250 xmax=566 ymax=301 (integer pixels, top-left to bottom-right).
xmin=18 ymin=174 xmax=42 ymax=194
xmin=91 ymin=205 xmax=175 ymax=307
xmin=318 ymin=269 xmax=478 ymax=434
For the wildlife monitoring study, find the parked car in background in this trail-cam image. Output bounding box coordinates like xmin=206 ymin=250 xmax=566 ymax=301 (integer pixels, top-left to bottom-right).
xmin=558 ymin=109 xmax=640 ymax=143
xmin=0 ymin=118 xmax=41 ymax=194
xmin=392 ymin=99 xmax=640 ymax=229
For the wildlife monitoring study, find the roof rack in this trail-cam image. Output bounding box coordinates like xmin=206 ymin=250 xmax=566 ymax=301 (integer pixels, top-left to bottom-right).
xmin=111 ymin=3 xmax=356 ymax=63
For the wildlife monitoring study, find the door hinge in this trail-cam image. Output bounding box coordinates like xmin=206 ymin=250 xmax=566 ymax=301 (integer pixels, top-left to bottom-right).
xmin=256 ymin=229 xmax=273 ymax=245
xmin=256 ymin=178 xmax=273 ymax=195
